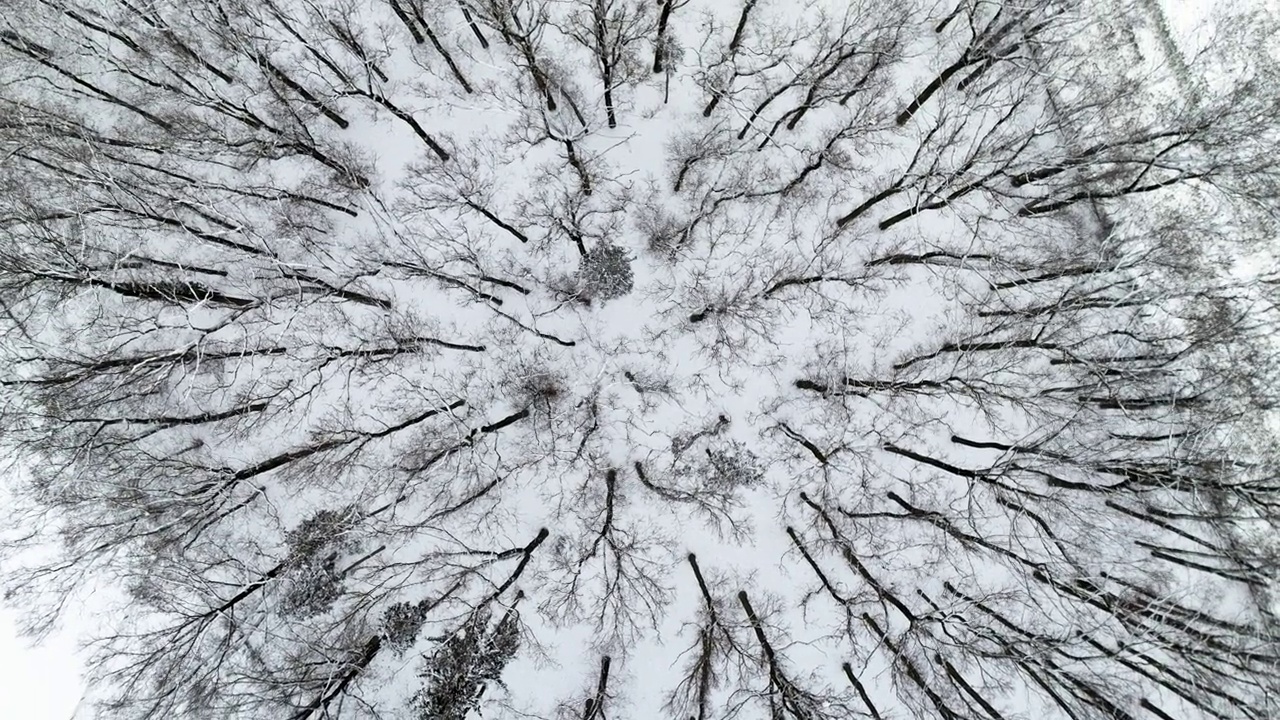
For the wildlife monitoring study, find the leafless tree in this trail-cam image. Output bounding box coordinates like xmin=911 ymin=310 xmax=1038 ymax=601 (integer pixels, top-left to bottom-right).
xmin=1 ymin=0 xmax=1277 ymax=719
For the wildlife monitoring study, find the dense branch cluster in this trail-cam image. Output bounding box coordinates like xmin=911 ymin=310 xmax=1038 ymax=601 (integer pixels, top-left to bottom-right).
xmin=577 ymin=242 xmax=635 ymax=301
xmin=1 ymin=0 xmax=1278 ymax=718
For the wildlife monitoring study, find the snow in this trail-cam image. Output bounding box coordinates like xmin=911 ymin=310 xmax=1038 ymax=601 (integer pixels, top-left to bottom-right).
xmin=0 ymin=0 xmax=1276 ymax=719
xmin=0 ymin=609 xmax=83 ymax=720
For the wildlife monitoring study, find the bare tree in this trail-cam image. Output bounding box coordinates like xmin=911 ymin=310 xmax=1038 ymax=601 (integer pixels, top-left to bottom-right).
xmin=1 ymin=0 xmax=1277 ymax=719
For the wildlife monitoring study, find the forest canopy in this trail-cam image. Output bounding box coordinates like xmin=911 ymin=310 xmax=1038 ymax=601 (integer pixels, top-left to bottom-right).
xmin=1 ymin=0 xmax=1279 ymax=718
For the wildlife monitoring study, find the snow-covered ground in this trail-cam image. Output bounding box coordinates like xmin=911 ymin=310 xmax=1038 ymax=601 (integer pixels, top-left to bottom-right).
xmin=0 ymin=609 xmax=82 ymax=719
xmin=0 ymin=0 xmax=1273 ymax=719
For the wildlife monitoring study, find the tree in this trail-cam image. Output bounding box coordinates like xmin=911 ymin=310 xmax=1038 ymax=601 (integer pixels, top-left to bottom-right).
xmin=413 ymin=603 xmax=523 ymax=720
xmin=1 ymin=0 xmax=1278 ymax=718
xmin=576 ymin=242 xmax=634 ymax=301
